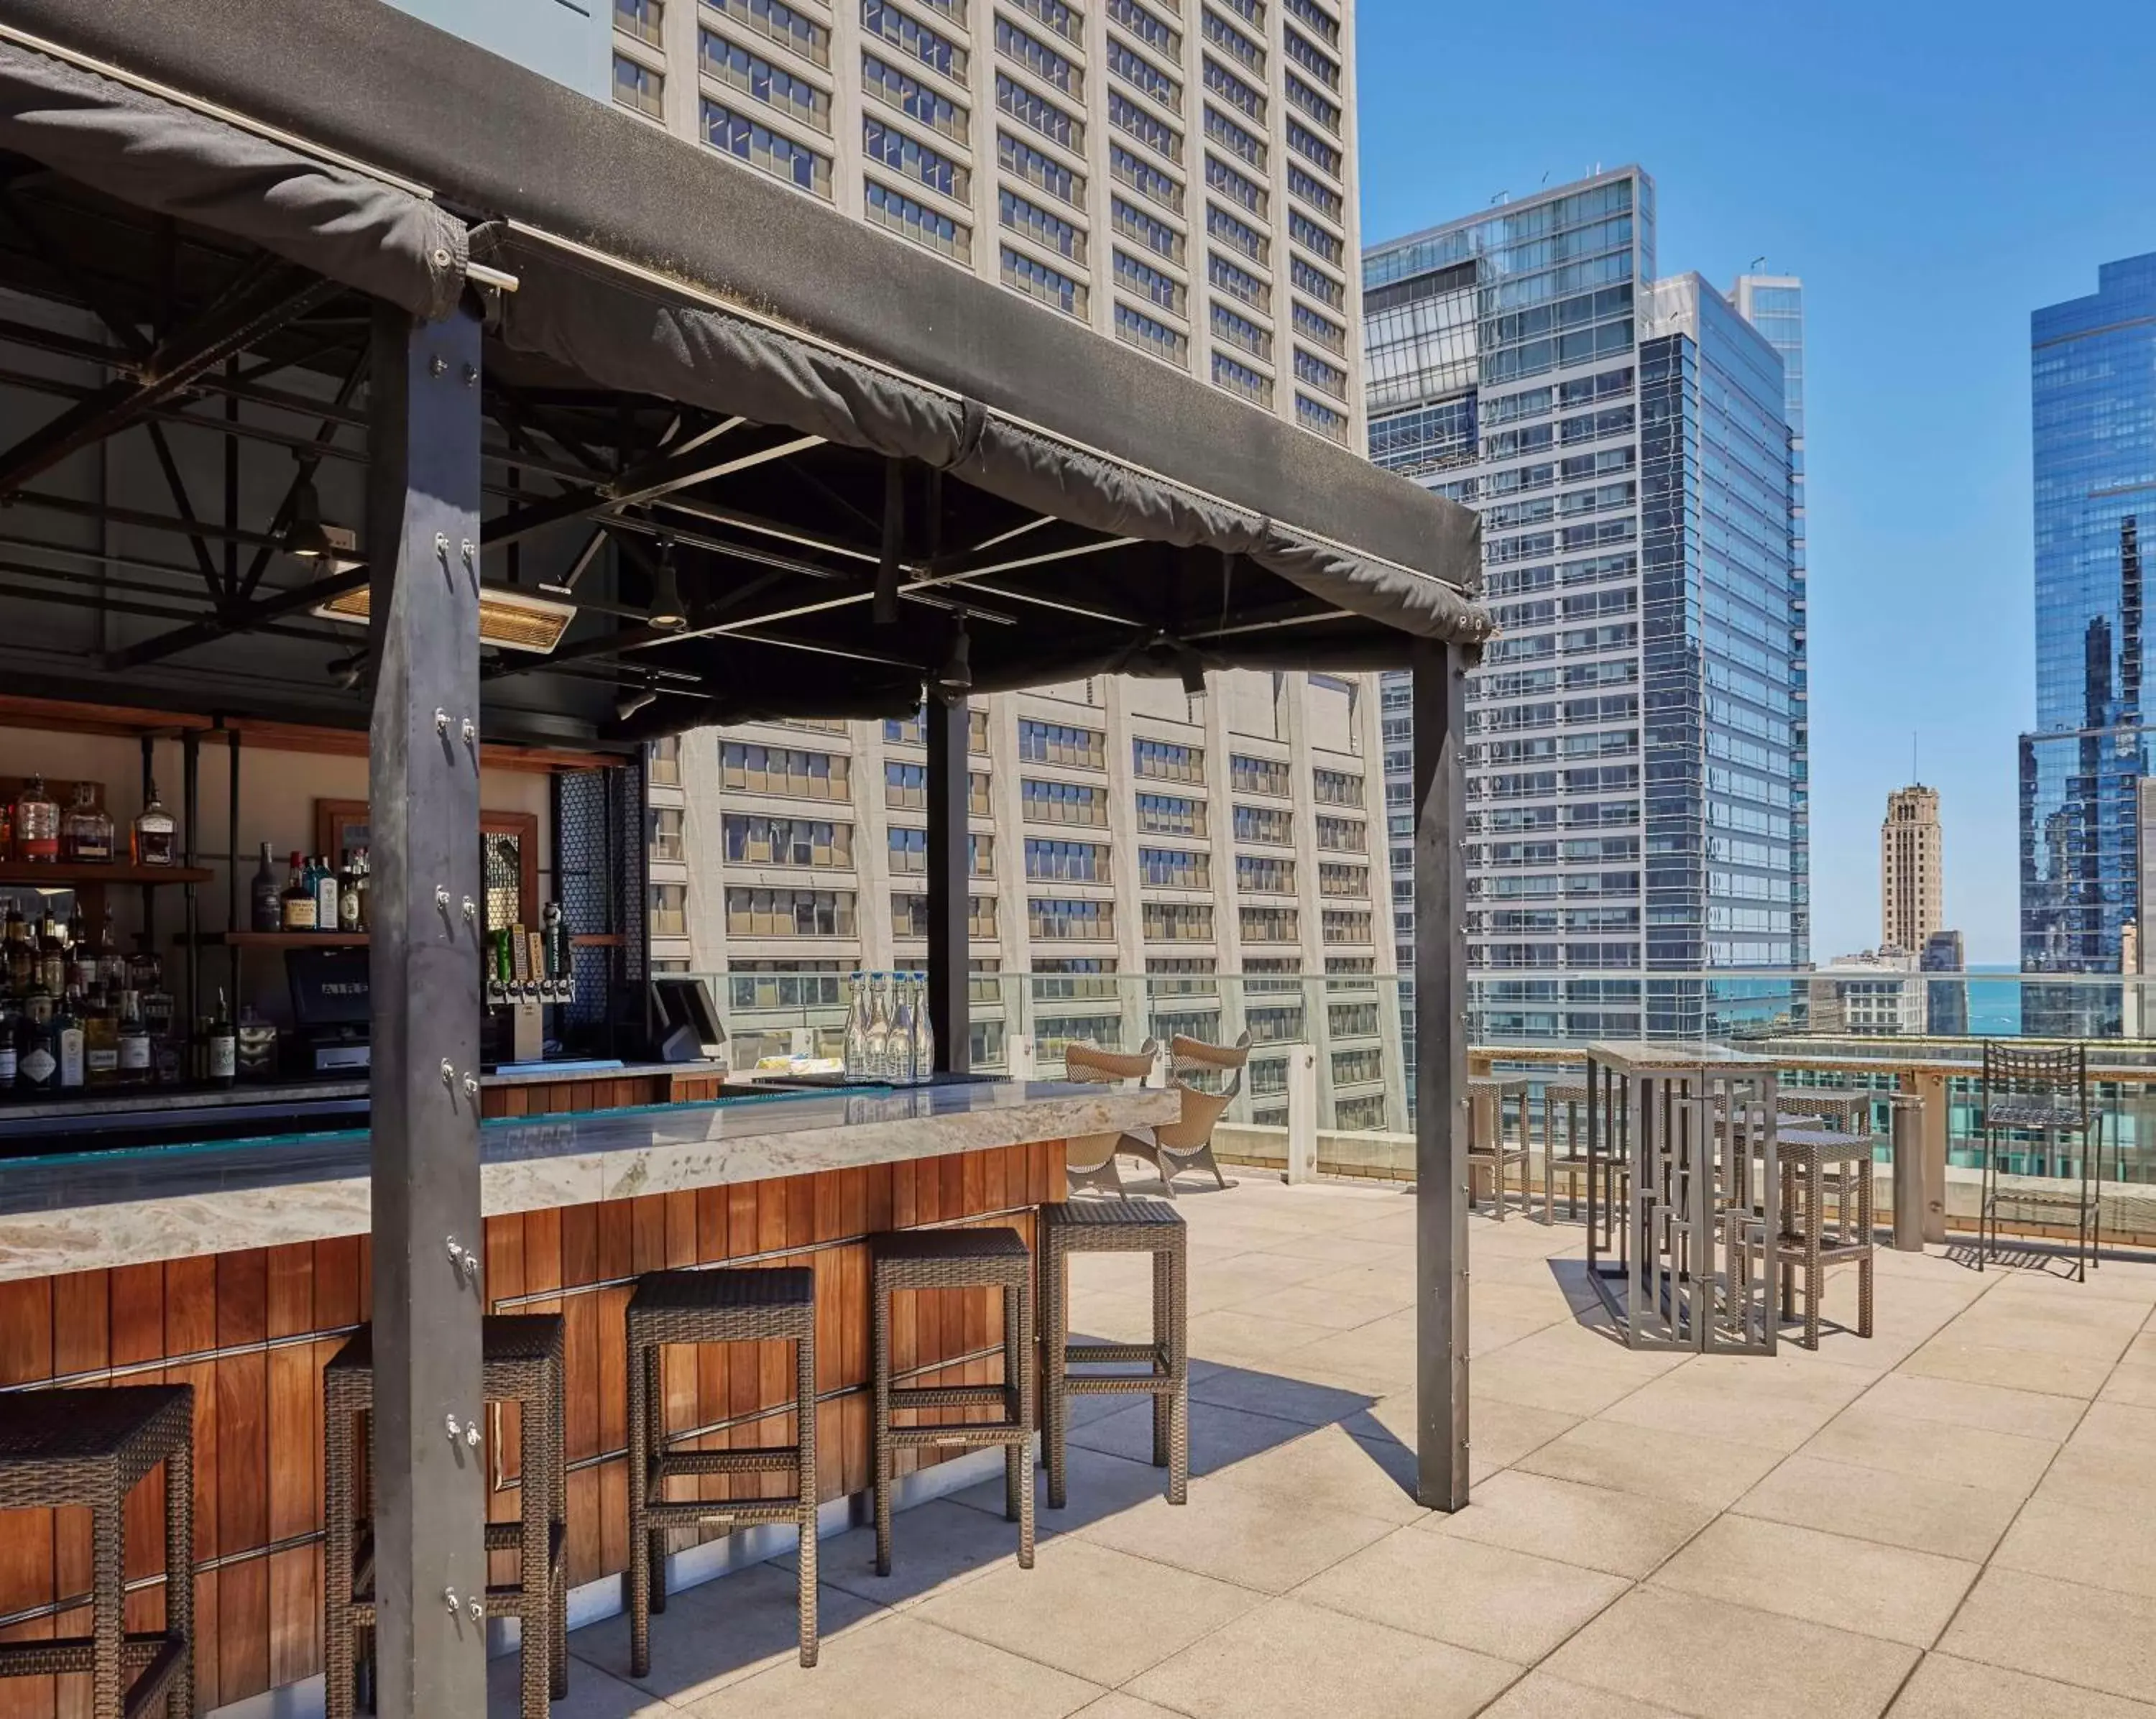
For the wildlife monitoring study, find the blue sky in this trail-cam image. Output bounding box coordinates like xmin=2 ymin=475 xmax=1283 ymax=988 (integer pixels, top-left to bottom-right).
xmin=1354 ymin=0 xmax=2156 ymax=964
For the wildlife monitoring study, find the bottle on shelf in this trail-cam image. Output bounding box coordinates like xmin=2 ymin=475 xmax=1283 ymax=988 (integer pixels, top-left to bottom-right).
xmin=17 ymin=982 xmax=56 ymax=1093
xmin=889 ymin=977 xmax=916 ymax=1084
xmin=82 ymin=983 xmax=119 ymax=1087
xmin=351 ymin=847 xmax=371 ymax=931
xmin=250 ymin=842 xmax=281 ymax=932
xmin=54 ymin=985 xmax=84 ymax=1090
xmin=313 ymin=854 xmax=339 ymax=932
xmin=0 ymin=796 xmax=13 ymax=862
xmin=95 ymin=905 xmax=122 ymax=992
xmin=13 ymin=776 xmax=59 ymax=864
xmin=909 ymin=972 xmax=936 ymax=1085
xmin=35 ymin=906 xmax=64 ymax=997
xmin=65 ymin=904 xmax=94 ymax=997
xmin=207 ymin=988 xmax=236 ymax=1087
xmin=2 ymin=898 xmax=29 ymax=995
xmin=336 ymin=850 xmax=362 ymax=932
xmin=843 ymin=972 xmax=872 ymax=1080
xmin=865 ymin=972 xmax=893 ymax=1082
xmin=61 ymin=783 xmax=114 ymax=864
xmin=116 ymin=990 xmax=149 ymax=1084
xmin=0 ymin=997 xmax=17 ymax=1089
xmin=130 ymin=780 xmax=176 ymax=867
xmin=142 ymin=968 xmax=179 ymax=1086
xmin=280 ymin=851 xmax=316 ymax=931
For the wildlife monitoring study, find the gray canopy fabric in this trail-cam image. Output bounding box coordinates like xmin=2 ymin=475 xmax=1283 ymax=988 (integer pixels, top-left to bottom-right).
xmin=0 ymin=35 xmax=465 ymax=321
xmin=491 ymin=236 xmax=1489 ymax=650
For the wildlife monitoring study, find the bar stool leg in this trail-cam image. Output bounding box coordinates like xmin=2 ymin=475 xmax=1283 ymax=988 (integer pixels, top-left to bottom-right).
xmin=165 ymin=1434 xmax=195 ymax=1719
xmin=794 ymin=1321 xmax=819 ymax=1669
xmin=1150 ymin=1250 xmax=1171 ymax=1469
xmin=1044 ymin=1242 xmax=1069 ymax=1511
xmin=93 ymin=1499 xmax=122 ymax=1719
xmin=520 ymin=1396 xmax=549 ymax=1719
xmin=872 ymin=1280 xmax=893 ymax=1579
xmin=549 ymin=1361 xmax=568 ymax=1702
xmin=643 ymin=1344 xmax=668 ymax=1618
xmin=1014 ymin=1273 xmax=1035 ymax=1570
xmin=324 ymin=1392 xmax=356 ymax=1719
xmin=1166 ymin=1245 xmax=1189 ymax=1506
xmin=626 ymin=1327 xmax=653 ymax=1680
xmin=1003 ymin=1278 xmax=1024 ymax=1526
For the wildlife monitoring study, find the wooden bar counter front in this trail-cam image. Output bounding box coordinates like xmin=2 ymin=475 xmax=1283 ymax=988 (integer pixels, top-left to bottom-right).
xmin=0 ymin=1077 xmax=1174 ymax=1715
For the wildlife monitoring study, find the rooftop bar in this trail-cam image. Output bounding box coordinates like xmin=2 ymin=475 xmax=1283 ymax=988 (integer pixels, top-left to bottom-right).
xmin=0 ymin=1 xmax=1488 ymax=1711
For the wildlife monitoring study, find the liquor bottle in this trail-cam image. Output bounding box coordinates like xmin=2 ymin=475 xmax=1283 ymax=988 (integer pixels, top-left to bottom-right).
xmin=130 ymin=781 xmax=177 ymax=867
xmin=82 ymin=984 xmax=119 ymax=1087
xmin=55 ymin=987 xmax=84 ymax=1090
xmin=116 ymin=990 xmax=149 ymax=1084
xmin=65 ymin=904 xmax=94 ymax=997
xmin=280 ymin=852 xmax=316 ymax=931
xmin=0 ymin=796 xmax=13 ymax=862
xmin=142 ymin=972 xmax=179 ymax=1086
xmin=17 ymin=985 xmax=56 ymax=1092
xmin=313 ymin=855 xmax=339 ymax=933
xmin=0 ymin=998 xmax=17 ymax=1089
xmin=35 ymin=908 xmax=65 ymax=997
xmin=250 ymin=842 xmax=281 ymax=932
xmin=61 ymin=783 xmax=114 ymax=864
xmin=12 ymin=775 xmax=58 ymax=863
xmin=95 ymin=906 xmax=123 ymax=992
xmin=3 ymin=898 xmax=30 ymax=995
xmin=207 ymin=988 xmax=236 ymax=1087
xmin=352 ymin=847 xmax=371 ymax=931
xmin=336 ymin=850 xmax=362 ymax=932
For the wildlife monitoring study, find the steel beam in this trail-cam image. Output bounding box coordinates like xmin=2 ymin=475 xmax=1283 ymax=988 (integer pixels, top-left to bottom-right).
xmin=365 ymin=299 xmax=488 ymax=1718
xmin=925 ymin=693 xmax=972 ymax=1074
xmin=99 ymin=566 xmax=368 ymax=671
xmin=1412 ymin=636 xmax=1470 ymax=1512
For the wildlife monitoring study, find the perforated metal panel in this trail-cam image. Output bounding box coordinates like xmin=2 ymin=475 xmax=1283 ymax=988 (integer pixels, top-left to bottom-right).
xmin=552 ymin=759 xmax=646 ymax=1046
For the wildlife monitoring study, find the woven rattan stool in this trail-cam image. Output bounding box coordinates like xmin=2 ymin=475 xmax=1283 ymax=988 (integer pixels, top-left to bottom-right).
xmin=1041 ymin=1198 xmax=1187 ymax=1509
xmin=0 ymin=1385 xmax=193 ymax=1719
xmin=323 ymin=1317 xmax=566 ymax=1719
xmin=1773 ymin=1128 xmax=1876 ymax=1350
xmin=626 ymin=1267 xmax=818 ymax=1674
xmin=871 ymin=1227 xmax=1034 ymax=1576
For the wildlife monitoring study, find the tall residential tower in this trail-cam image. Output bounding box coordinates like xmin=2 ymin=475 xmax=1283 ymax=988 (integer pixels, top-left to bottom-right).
xmin=2020 ymin=253 xmax=2156 ymax=992
xmin=1364 ymin=171 xmax=1802 ymax=1046
xmin=1881 ymin=784 xmax=1943 ymax=951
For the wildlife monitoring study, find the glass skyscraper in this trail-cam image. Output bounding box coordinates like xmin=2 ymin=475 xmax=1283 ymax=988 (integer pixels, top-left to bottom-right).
xmin=2020 ymin=253 xmax=2156 ymax=1010
xmin=1365 ymin=170 xmax=1802 ymax=1050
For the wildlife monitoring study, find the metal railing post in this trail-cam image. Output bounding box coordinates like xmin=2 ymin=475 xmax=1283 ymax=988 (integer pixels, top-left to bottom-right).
xmin=1286 ymin=1044 xmax=1317 ymax=1184
xmin=1889 ymin=1092 xmax=1925 ymax=1252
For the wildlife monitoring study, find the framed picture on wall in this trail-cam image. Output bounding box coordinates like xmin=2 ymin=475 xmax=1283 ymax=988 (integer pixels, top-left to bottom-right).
xmin=314 ymin=800 xmax=540 ymax=927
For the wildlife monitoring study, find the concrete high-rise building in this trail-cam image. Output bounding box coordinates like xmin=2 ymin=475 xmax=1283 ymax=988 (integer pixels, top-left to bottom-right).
xmin=1363 ymin=172 xmax=1802 ymax=1046
xmin=1881 ymin=784 xmax=1943 ymax=951
xmin=2020 ymin=254 xmax=2156 ymax=991
xmin=647 ymin=670 xmax=1406 ymax=1130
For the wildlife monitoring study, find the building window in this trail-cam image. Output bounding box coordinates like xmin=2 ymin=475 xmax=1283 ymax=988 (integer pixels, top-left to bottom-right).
xmin=1200 ymin=8 xmax=1265 ymax=73
xmin=1018 ymin=718 xmax=1106 ymax=767
xmin=996 ymin=72 xmax=1082 ymax=150
xmin=1112 ymin=196 xmax=1184 ymax=264
xmin=1291 ymin=300 xmax=1347 ymax=359
xmin=1232 ymin=754 xmax=1290 ymax=796
xmin=1295 ymin=346 xmax=1348 ymax=400
xmin=701 ymin=30 xmax=832 ymax=130
xmin=1203 ymin=105 xmax=1266 ymax=168
xmin=1236 ymin=854 xmax=1295 ymax=894
xmin=1285 ymin=85 xmax=1342 ymax=147
xmin=1001 ymin=245 xmax=1088 ymax=318
xmin=1288 ymin=208 xmax=1343 ymax=264
xmin=1021 ymin=777 xmax=1110 ymax=825
xmin=1234 ymin=803 xmax=1291 ymax=844
xmin=862 ymin=0 xmax=967 ymax=78
xmin=648 ymin=734 xmax=681 ymax=785
xmin=1212 ymin=351 xmax=1272 ymax=407
xmin=1248 ymin=1000 xmax=1307 ymax=1042
xmin=701 ymin=99 xmax=834 ymax=195
xmin=729 ymin=961 xmax=845 ymax=1011
xmin=1291 ymin=255 xmax=1344 ymax=309
xmin=1138 ymin=847 xmax=1210 ymax=889
xmin=1024 ymin=837 xmax=1112 ymax=882
xmin=1143 ymin=900 xmax=1215 ymax=941
xmin=1205 ymin=154 xmax=1266 ymax=216
xmin=1314 ymin=814 xmax=1365 ymax=852
xmin=1115 ymin=303 xmax=1188 ymax=364
xmin=1131 ymin=737 xmax=1204 ymax=782
xmin=1321 ymin=908 xmax=1373 ymax=945
xmin=1211 ymin=300 xmax=1271 ymax=361
xmin=614 ymin=52 xmax=665 ymax=119
xmin=1202 ymin=55 xmax=1265 ymax=121
xmin=650 ymin=806 xmax=685 ymax=862
xmin=1329 ymin=1002 xmax=1381 ymax=1038
xmin=1106 ymin=91 xmax=1179 ymax=162
xmin=1287 ymin=165 xmax=1342 ymax=223
xmin=1284 ymin=0 xmax=1340 ymax=46
xmin=650 ymin=882 xmax=687 ymax=938
xmin=1108 ymin=0 xmax=1181 ymax=53
xmin=999 ymin=132 xmax=1085 ymax=205
xmin=726 ymin=887 xmax=857 ymax=936
xmin=1208 ymin=252 xmax=1268 ymax=313
xmin=1112 ymin=249 xmax=1185 ymax=315
xmin=1297 ymin=392 xmax=1350 ymax=443
xmin=1206 ymin=203 xmax=1266 ymax=263
xmin=1032 ymin=957 xmax=1120 ymax=1001
xmin=1312 ymin=767 xmax=1363 ymax=807
xmin=721 ymin=740 xmax=850 ymax=798
xmin=1318 ymin=861 xmax=1368 ymax=898
xmin=1001 ymin=188 xmax=1084 ymax=260
xmin=1136 ymin=792 xmax=1207 ymax=837
xmin=1031 ymin=898 xmax=1117 ymax=940
xmin=1147 ymin=954 xmax=1217 ymax=994
xmin=724 ymin=814 xmax=854 ymax=866
xmin=706 ymin=0 xmax=831 ymax=65
xmin=1106 ymin=40 xmax=1181 ymax=113
xmin=995 ymin=17 xmax=1082 ymax=96
xmin=866 ymin=179 xmax=971 ymax=259
xmin=1110 ymin=143 xmax=1182 ymax=213
xmin=865 ymin=118 xmax=970 ymax=200
xmin=1013 ymin=0 xmax=1081 ymax=42
xmin=888 ymin=826 xmax=992 ymax=875
xmin=894 ymin=893 xmax=999 ymax=939
xmin=1240 ymin=905 xmax=1299 ymax=944
xmin=864 ymin=55 xmax=968 ymax=144
xmin=616 ymin=0 xmax=663 ymax=47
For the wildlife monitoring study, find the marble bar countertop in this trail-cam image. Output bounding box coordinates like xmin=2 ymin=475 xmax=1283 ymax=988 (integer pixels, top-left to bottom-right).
xmin=0 ymin=1080 xmax=1177 ymax=1281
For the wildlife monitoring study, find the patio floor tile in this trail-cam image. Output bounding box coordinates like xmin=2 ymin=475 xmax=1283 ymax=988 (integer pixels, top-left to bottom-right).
xmin=1077 ymin=1470 xmax=1398 ymax=1593
xmin=1886 ymin=1653 xmax=2156 ymax=1718
xmin=1732 ymin=1452 xmax=2024 ymax=1561
xmin=1938 ymin=1567 xmax=2156 ymax=1704
xmin=1514 ymin=1416 xmax=1784 ymax=1511
xmin=1422 ymin=1467 xmax=1716 ymax=1579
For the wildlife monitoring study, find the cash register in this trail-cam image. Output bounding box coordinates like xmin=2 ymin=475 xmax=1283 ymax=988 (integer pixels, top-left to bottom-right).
xmin=286 ymin=946 xmax=371 ymax=1073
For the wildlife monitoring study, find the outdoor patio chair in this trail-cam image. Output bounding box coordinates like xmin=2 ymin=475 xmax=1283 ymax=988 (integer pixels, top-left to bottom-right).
xmin=1116 ymin=1031 xmax=1250 ymax=1195
xmin=1978 ymin=1041 xmax=2112 ymax=1281
xmin=1060 ymin=1041 xmax=1161 ymax=1196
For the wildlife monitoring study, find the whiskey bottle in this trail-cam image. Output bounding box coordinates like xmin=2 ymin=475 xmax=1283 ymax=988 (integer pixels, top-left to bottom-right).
xmin=0 ymin=998 xmax=17 ymax=1089
xmin=129 ymin=780 xmax=177 ymax=867
xmin=35 ymin=908 xmax=65 ymax=997
xmin=280 ymin=852 xmax=316 ymax=931
xmin=65 ymin=904 xmax=94 ymax=997
xmin=61 ymin=783 xmax=114 ymax=864
xmin=82 ymin=985 xmax=119 ymax=1087
xmin=207 ymin=988 xmax=236 ymax=1087
xmin=337 ymin=850 xmax=362 ymax=931
xmin=116 ymin=990 xmax=150 ymax=1084
xmin=251 ymin=842 xmax=281 ymax=932
xmin=12 ymin=776 xmax=58 ymax=864
xmin=2 ymin=898 xmax=30 ymax=995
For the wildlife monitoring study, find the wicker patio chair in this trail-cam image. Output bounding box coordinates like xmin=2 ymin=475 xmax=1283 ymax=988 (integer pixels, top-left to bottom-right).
xmin=1118 ymin=1031 xmax=1250 ymax=1195
xmin=1978 ymin=1041 xmax=2111 ymax=1281
xmin=1059 ymin=1040 xmax=1161 ymax=1196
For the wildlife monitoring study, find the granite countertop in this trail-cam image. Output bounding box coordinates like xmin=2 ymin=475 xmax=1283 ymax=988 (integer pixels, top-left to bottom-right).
xmin=0 ymin=1080 xmax=1178 ymax=1280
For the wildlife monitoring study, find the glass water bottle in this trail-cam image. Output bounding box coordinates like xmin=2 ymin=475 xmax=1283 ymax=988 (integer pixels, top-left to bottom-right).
xmin=864 ymin=972 xmax=893 ymax=1083
xmin=889 ymin=977 xmax=916 ymax=1084
xmin=843 ymin=972 xmax=872 ymax=1079
xmin=909 ymin=972 xmax=936 ymax=1085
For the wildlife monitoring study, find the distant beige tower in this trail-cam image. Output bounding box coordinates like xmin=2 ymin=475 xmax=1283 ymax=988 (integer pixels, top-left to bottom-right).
xmin=1881 ymin=785 xmax=1944 ymax=952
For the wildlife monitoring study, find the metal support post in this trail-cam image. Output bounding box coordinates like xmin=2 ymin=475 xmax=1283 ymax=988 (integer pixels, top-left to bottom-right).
xmin=1411 ymin=637 xmax=1470 ymax=1512
xmin=1285 ymin=1045 xmax=1318 ymax=1184
xmin=1913 ymin=1069 xmax=1949 ymax=1245
xmin=365 ymin=298 xmax=487 ymax=1719
xmin=924 ymin=693 xmax=971 ymax=1074
xmin=1889 ymin=1092 xmax=1925 ymax=1252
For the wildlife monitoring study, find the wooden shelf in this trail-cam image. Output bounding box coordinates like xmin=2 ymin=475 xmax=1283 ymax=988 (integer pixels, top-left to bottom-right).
xmin=0 ymin=862 xmax=214 ymax=886
xmin=188 ymin=930 xmax=371 ymax=948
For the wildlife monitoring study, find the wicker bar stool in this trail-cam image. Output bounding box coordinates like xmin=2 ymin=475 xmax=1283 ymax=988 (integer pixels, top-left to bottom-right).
xmin=1542 ymin=1076 xmax=1591 ymax=1222
xmin=323 ymin=1317 xmax=566 ymax=1719
xmin=1772 ymin=1128 xmax=1877 ymax=1350
xmin=0 ymin=1386 xmax=193 ymax=1719
xmin=625 ymin=1267 xmax=818 ymax=1674
xmin=871 ymin=1227 xmax=1034 ymax=1575
xmin=1040 ymin=1198 xmax=1188 ymax=1509
xmin=1468 ymin=1074 xmax=1531 ymax=1220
